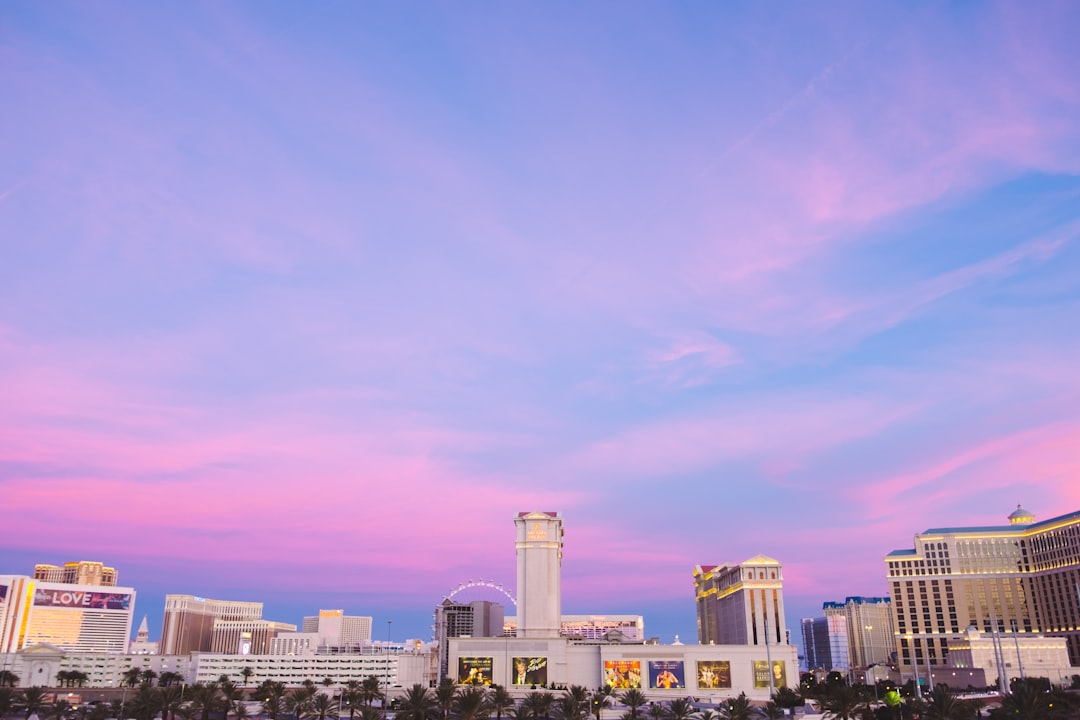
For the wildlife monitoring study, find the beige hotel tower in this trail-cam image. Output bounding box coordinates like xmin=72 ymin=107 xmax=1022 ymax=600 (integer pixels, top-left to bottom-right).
xmin=514 ymin=511 xmax=563 ymax=638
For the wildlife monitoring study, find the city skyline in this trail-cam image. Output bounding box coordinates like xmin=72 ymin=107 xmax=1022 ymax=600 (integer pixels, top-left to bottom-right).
xmin=3 ymin=4 xmax=1080 ymax=650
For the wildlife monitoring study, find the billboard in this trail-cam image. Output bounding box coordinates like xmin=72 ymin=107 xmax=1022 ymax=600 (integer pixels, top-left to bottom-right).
xmin=512 ymin=657 xmax=548 ymax=686
xmin=33 ymin=589 xmax=132 ymax=610
xmin=458 ymin=657 xmax=493 ymax=685
xmin=0 ymin=585 xmax=6 ymax=602
xmin=696 ymin=660 xmax=731 ymax=689
xmin=603 ymin=660 xmax=641 ymax=689
xmin=648 ymin=661 xmax=684 ymax=689
xmin=752 ymin=660 xmax=787 ymax=689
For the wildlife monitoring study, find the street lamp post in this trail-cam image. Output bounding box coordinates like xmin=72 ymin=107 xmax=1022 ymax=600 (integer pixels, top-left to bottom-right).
xmin=384 ymin=621 xmax=392 ymax=708
xmin=906 ymin=635 xmax=921 ymax=699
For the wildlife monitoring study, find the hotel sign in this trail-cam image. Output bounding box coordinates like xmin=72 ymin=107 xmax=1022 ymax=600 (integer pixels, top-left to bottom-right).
xmin=34 ymin=589 xmax=132 ymax=610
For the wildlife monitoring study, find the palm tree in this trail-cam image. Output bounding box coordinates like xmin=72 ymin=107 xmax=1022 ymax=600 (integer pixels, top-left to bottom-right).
xmin=159 ymin=685 xmax=184 ymax=720
xmin=20 ymin=688 xmax=49 ymax=719
xmin=130 ymin=685 xmax=163 ymax=720
xmin=356 ymin=706 xmax=383 ymax=720
xmin=453 ymin=687 xmax=491 ymax=720
xmin=189 ymin=683 xmax=223 ymax=720
xmin=754 ymin=704 xmax=783 ymax=720
xmin=523 ymin=694 xmax=553 ymax=720
xmin=395 ymin=685 xmax=436 ymax=720
xmin=261 ymin=684 xmax=287 ymax=720
xmin=43 ymin=700 xmax=71 ymax=720
xmin=922 ymin=686 xmax=976 ymax=720
xmin=0 ymin=672 xmax=18 ymax=689
xmin=770 ymin=688 xmax=801 ymax=715
xmin=644 ymin=704 xmax=664 ymax=720
xmin=587 ymin=689 xmax=610 ymax=720
xmin=287 ymin=688 xmax=317 ymax=720
xmin=240 ymin=669 xmax=254 ymax=688
xmin=488 ymin=687 xmax=514 ymax=720
xmin=819 ymin=686 xmax=867 ymax=720
xmin=360 ymin=678 xmax=383 ymax=709
xmin=666 ymin=698 xmax=696 ymax=720
xmin=234 ymin=705 xmax=251 ymax=720
xmin=1 ymin=688 xmax=19 ymax=719
xmin=716 ymin=694 xmax=753 ymax=720
xmin=122 ymin=669 xmax=143 ymax=689
xmin=434 ymin=680 xmax=456 ymax=720
xmin=311 ymin=695 xmax=335 ymax=720
xmin=220 ymin=680 xmax=244 ymax=720
xmin=617 ymin=691 xmax=646 ymax=720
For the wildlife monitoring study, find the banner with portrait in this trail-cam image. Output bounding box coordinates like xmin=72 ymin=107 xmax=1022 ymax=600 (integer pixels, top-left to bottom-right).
xmin=0 ymin=585 xmax=7 ymax=602
xmin=648 ymin=661 xmax=684 ymax=689
xmin=512 ymin=657 xmax=548 ymax=686
xmin=752 ymin=660 xmax=786 ymax=688
xmin=458 ymin=657 xmax=493 ymax=685
xmin=603 ymin=660 xmax=641 ymax=689
xmin=695 ymin=660 xmax=731 ymax=689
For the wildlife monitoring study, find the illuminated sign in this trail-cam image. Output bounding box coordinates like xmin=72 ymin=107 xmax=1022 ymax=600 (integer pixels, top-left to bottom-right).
xmin=33 ymin=589 xmax=132 ymax=610
xmin=512 ymin=657 xmax=548 ymax=686
xmin=458 ymin=657 xmax=493 ymax=685
xmin=696 ymin=660 xmax=731 ymax=689
xmin=603 ymin=660 xmax=641 ymax=689
xmin=527 ymin=523 xmax=546 ymax=540
xmin=648 ymin=661 xmax=684 ymax=689
xmin=752 ymin=660 xmax=786 ymax=688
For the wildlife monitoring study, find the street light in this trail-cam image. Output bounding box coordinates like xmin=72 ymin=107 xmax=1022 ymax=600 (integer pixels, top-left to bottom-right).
xmin=905 ymin=635 xmax=921 ymax=699
xmin=384 ymin=621 xmax=393 ymax=709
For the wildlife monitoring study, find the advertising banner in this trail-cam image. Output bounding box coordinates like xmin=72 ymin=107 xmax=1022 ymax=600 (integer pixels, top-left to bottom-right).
xmin=752 ymin=660 xmax=786 ymax=689
xmin=603 ymin=660 xmax=641 ymax=689
xmin=512 ymin=657 xmax=548 ymax=686
xmin=33 ymin=589 xmax=132 ymax=610
xmin=458 ymin=657 xmax=493 ymax=685
xmin=695 ymin=660 xmax=731 ymax=689
xmin=0 ymin=585 xmax=7 ymax=602
xmin=648 ymin=661 xmax=684 ymax=689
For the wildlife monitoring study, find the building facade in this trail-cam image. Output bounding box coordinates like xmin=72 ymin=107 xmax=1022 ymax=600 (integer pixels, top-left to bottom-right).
xmin=822 ymin=603 xmax=850 ymax=671
xmin=515 ymin=511 xmax=563 ymax=639
xmin=885 ymin=505 xmax=1080 ymax=670
xmin=210 ymin=619 xmax=297 ymax=655
xmin=0 ymin=576 xmax=135 ymax=653
xmin=842 ymin=597 xmax=894 ymax=668
xmin=436 ymin=600 xmax=505 ymax=680
xmin=504 ymin=614 xmax=646 ymax=641
xmin=33 ymin=562 xmax=117 ymax=587
xmin=300 ymin=610 xmax=373 ymax=647
xmin=694 ymin=555 xmax=787 ymax=647
xmin=159 ymin=595 xmax=264 ymax=655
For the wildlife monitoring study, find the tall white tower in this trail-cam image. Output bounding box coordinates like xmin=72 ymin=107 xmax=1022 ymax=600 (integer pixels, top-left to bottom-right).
xmin=515 ymin=511 xmax=563 ymax=638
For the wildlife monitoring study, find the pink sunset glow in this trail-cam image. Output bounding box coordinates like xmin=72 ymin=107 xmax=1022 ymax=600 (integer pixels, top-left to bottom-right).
xmin=2 ymin=2 xmax=1080 ymax=643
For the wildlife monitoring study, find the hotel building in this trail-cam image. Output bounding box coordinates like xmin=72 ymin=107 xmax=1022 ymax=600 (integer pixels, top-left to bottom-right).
xmin=449 ymin=512 xmax=797 ymax=700
xmin=694 ymin=555 xmax=787 ymax=647
xmin=159 ymin=595 xmax=263 ymax=655
xmin=33 ymin=561 xmax=117 ymax=587
xmin=0 ymin=575 xmax=135 ymax=654
xmin=885 ymin=505 xmax=1080 ymax=671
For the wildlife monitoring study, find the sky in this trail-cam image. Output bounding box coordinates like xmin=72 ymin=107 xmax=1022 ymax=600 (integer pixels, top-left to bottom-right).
xmin=2 ymin=2 xmax=1080 ymax=651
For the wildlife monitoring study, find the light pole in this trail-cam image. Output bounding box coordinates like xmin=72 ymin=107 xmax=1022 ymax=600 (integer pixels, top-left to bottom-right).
xmin=1010 ymin=620 xmax=1025 ymax=681
xmin=906 ymin=635 xmax=921 ymax=699
xmin=384 ymin=621 xmax=392 ymax=708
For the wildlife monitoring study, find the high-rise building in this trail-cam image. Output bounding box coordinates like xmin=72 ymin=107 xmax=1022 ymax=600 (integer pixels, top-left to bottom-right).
xmin=300 ymin=610 xmax=373 ymax=647
xmin=694 ymin=555 xmax=787 ymax=646
xmin=33 ymin=561 xmax=117 ymax=587
xmin=0 ymin=575 xmax=135 ymax=653
xmin=801 ymin=617 xmax=828 ymax=671
xmin=822 ymin=603 xmax=850 ymax=671
xmin=885 ymin=505 xmax=1080 ymax=670
xmin=211 ymin=619 xmax=297 ymax=654
xmin=159 ymin=595 xmax=263 ymax=655
xmin=515 ymin=511 xmax=563 ymax=639
xmin=435 ymin=599 xmax=505 ymax=679
xmin=843 ymin=597 xmax=894 ymax=668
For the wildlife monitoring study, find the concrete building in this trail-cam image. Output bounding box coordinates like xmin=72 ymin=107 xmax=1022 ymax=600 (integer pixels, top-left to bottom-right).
xmin=33 ymin=561 xmax=117 ymax=587
xmin=885 ymin=505 xmax=1080 ymax=670
xmin=694 ymin=555 xmax=787 ymax=647
xmin=0 ymin=575 xmax=135 ymax=653
xmin=452 ymin=511 xmax=798 ymax=700
xmin=822 ymin=603 xmax=850 ymax=671
xmin=436 ymin=600 xmax=505 ymax=679
xmin=946 ymin=626 xmax=1074 ymax=688
xmin=515 ymin=511 xmax=563 ymax=639
xmin=842 ymin=597 xmax=894 ymax=668
xmin=300 ymin=610 xmax=373 ymax=647
xmin=503 ymin=614 xmax=646 ymax=641
xmin=129 ymin=616 xmax=159 ymax=654
xmin=159 ymin=595 xmax=263 ymax=655
xmin=801 ymin=617 xmax=829 ymax=671
xmin=210 ymin=619 xmax=297 ymax=655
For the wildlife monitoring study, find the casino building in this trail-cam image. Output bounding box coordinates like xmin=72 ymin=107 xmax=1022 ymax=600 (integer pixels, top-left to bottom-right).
xmin=0 ymin=573 xmax=136 ymax=654
xmin=885 ymin=505 xmax=1080 ymax=671
xmin=448 ymin=512 xmax=797 ymax=699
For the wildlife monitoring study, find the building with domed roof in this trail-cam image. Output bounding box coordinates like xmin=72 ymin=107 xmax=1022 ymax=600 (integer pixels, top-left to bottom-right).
xmin=885 ymin=505 xmax=1080 ymax=675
